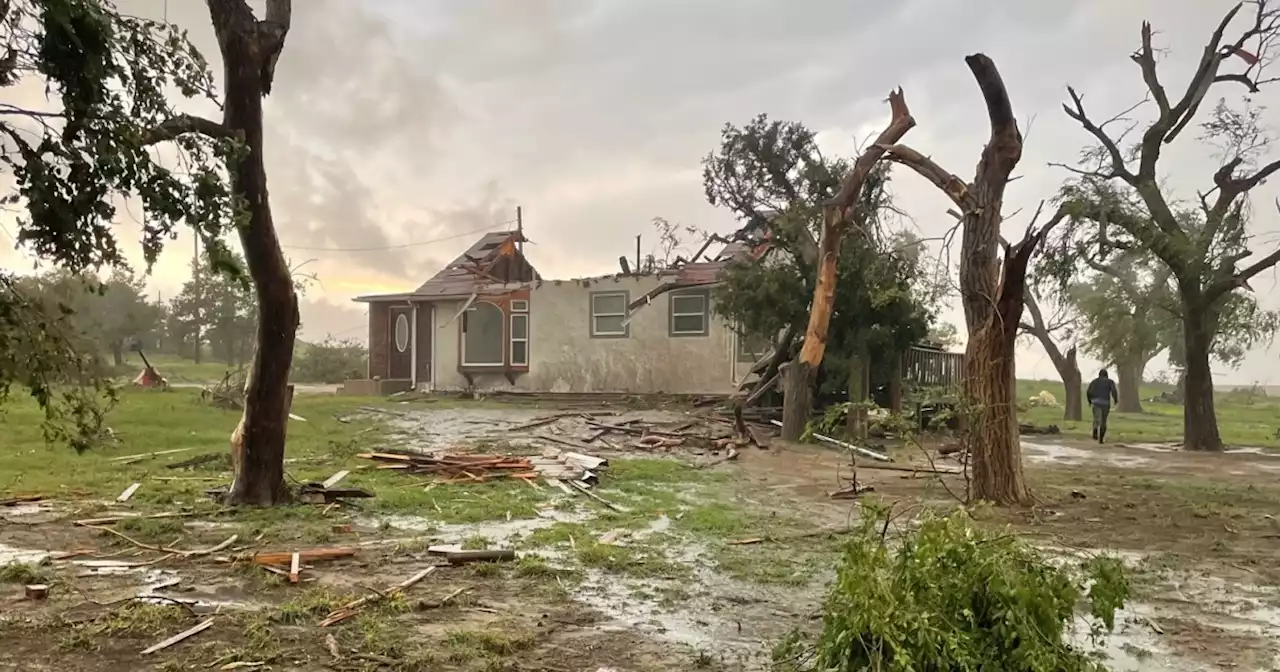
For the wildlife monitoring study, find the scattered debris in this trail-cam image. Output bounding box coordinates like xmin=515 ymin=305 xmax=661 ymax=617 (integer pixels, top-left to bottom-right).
xmin=728 ymin=526 xmax=856 ymax=545
xmin=855 ymin=462 xmax=961 ymax=476
xmin=237 ymin=547 xmax=356 ymax=566
xmin=769 ymin=420 xmax=893 ymax=462
xmin=110 ymin=447 xmax=197 ymax=464
xmin=166 ymin=453 xmax=226 ymax=470
xmin=319 ymin=567 xmax=437 ymax=627
xmin=321 ymin=470 xmax=351 ymax=488
xmin=141 ymin=617 xmax=215 ymax=654
xmin=416 ymin=586 xmax=470 ymax=610
xmin=74 ymin=511 xmax=199 ymax=527
xmin=116 ymin=482 xmax=141 ymax=503
xmin=444 ymin=549 xmax=517 ymax=565
xmin=1018 ymin=422 xmax=1061 ymax=435
xmin=325 ymin=633 xmax=342 ymax=659
xmin=359 ymin=451 xmax=539 ymax=484
xmin=24 ymin=584 xmax=48 ymax=600
xmin=289 ymin=552 xmax=302 ymax=584
xmin=201 ymin=368 xmax=247 ymax=410
xmin=829 ymin=483 xmax=873 ymax=499
xmin=700 ymin=447 xmax=739 ymax=468
xmin=132 ymin=349 xmax=170 ymax=390
xmin=567 ymin=480 xmax=624 ymax=512
xmin=0 ymin=495 xmax=44 ymax=507
xmin=297 ymin=483 xmax=374 ymax=505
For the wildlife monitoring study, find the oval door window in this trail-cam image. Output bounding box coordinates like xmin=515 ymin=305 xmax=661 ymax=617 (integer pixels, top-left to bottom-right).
xmin=394 ymin=313 xmax=410 ymax=353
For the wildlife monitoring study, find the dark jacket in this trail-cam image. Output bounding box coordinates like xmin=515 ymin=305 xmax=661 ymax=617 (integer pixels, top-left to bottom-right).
xmin=1086 ymin=376 xmax=1119 ymax=407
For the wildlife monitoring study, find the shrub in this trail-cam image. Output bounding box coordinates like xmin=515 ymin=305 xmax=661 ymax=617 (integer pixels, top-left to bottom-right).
xmin=773 ymin=511 xmax=1128 ymax=672
xmin=291 ymin=338 xmax=367 ymax=384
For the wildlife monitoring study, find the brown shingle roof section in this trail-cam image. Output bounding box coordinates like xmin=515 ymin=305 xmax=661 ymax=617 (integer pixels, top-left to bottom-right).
xmin=412 ymin=231 xmax=539 ymax=298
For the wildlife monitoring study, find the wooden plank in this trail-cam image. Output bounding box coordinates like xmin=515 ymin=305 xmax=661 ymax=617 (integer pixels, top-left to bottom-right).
xmin=141 ymin=618 xmax=215 ymax=654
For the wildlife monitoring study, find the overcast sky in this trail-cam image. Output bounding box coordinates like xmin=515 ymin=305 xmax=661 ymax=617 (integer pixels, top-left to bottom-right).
xmin=5 ymin=0 xmax=1280 ymax=385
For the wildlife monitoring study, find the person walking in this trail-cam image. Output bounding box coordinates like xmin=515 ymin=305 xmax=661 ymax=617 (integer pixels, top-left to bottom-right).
xmin=1086 ymin=369 xmax=1119 ymax=443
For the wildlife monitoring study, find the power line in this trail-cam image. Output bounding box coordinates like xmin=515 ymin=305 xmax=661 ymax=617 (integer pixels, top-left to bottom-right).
xmin=280 ymin=220 xmax=518 ymax=253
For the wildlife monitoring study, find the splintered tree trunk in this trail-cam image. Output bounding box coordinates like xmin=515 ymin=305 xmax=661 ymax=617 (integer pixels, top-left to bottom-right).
xmin=846 ymin=345 xmax=869 ymax=438
xmin=1181 ymin=304 xmax=1223 ymax=451
xmin=781 ymin=90 xmax=914 ymax=441
xmin=779 ymin=360 xmax=811 ymax=440
xmin=1061 ymin=347 xmax=1082 ymax=422
xmin=111 ymin=342 xmax=124 ymax=367
xmin=1116 ymin=358 xmax=1144 ymax=413
xmin=214 ymin=3 xmax=298 ymax=505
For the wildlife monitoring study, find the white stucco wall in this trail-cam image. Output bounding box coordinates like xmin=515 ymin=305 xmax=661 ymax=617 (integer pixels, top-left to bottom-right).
xmin=427 ymin=276 xmax=757 ymax=394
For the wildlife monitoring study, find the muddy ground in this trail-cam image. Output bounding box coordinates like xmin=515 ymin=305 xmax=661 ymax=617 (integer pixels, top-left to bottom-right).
xmin=2 ymin=401 xmax=1279 ymax=671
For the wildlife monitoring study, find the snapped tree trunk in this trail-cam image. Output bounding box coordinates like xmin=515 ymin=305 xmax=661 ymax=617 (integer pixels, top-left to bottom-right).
xmin=210 ymin=0 xmax=298 ymax=506
xmin=1181 ymin=302 xmax=1223 ymax=451
xmin=779 ymin=360 xmax=811 ymax=440
xmin=110 ymin=341 xmax=124 ymax=367
xmin=782 ymin=90 xmax=914 ymax=442
xmin=1061 ymin=346 xmax=1082 ymax=422
xmin=1116 ymin=357 xmax=1145 ymax=413
xmin=846 ymin=344 xmax=869 ymax=438
xmin=882 ymin=55 xmax=1050 ymax=505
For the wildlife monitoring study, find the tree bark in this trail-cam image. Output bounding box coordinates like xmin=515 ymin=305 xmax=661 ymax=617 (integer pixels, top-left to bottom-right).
xmin=782 ymin=90 xmax=915 ymax=441
xmin=883 ymin=55 xmax=1057 ymax=505
xmin=779 ymin=360 xmax=812 ymax=441
xmin=846 ymin=344 xmax=869 ymax=438
xmin=208 ymin=0 xmax=297 ymax=506
xmin=1182 ymin=302 xmax=1223 ymax=451
xmin=1062 ymin=346 xmax=1082 ymax=422
xmin=1115 ymin=357 xmax=1145 ymax=413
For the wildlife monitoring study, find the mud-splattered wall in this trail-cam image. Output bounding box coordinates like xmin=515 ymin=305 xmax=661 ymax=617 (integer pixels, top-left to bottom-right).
xmin=428 ymin=275 xmax=756 ymax=394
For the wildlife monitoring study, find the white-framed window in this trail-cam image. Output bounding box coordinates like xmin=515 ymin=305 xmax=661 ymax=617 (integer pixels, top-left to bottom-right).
xmin=590 ymin=291 xmax=629 ymax=338
xmin=510 ymin=299 xmax=529 ymax=313
xmin=461 ymin=301 xmax=505 ymax=366
xmin=510 ymin=313 xmax=529 ymax=366
xmin=669 ymin=290 xmax=709 ymax=337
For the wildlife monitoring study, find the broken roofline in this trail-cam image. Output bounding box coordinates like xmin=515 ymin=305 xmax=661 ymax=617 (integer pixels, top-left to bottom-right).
xmin=350 ymin=273 xmax=720 ymax=304
xmin=352 ymin=223 xmax=772 ymax=304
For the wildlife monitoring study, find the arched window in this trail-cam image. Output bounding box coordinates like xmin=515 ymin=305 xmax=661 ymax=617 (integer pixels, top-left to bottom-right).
xmin=462 ymin=302 xmax=504 ymax=366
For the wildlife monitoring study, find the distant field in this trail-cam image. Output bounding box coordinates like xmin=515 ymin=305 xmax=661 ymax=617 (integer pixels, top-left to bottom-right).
xmin=1016 ymin=377 xmax=1279 ymax=449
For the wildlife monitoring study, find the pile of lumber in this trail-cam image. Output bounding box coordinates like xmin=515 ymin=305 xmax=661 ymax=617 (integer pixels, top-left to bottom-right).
xmin=358 ymin=451 xmax=538 ymax=483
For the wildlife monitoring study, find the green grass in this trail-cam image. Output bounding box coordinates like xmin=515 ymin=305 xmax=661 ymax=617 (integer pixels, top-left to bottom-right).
xmin=123 ymin=353 xmax=240 ymax=384
xmin=1017 ymin=378 xmax=1280 ymax=448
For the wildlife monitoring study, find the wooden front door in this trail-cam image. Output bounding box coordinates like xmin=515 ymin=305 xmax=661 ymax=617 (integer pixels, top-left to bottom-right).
xmin=388 ymin=306 xmax=412 ymax=379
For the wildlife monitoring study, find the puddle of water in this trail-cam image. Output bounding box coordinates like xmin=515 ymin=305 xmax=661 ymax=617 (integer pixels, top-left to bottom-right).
xmin=371 ymin=505 xmax=593 ymax=547
xmin=0 ymin=543 xmax=49 ymax=565
xmin=1023 ymin=441 xmax=1153 ymax=468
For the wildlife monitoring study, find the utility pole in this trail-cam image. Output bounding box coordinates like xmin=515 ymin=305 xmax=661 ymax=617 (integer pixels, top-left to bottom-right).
xmin=635 ymin=235 xmax=641 ymax=273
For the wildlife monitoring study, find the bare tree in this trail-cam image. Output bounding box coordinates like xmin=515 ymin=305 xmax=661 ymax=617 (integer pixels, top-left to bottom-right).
xmin=781 ymin=91 xmax=915 ymax=441
xmin=1058 ymin=1 xmax=1280 ymax=451
xmin=880 ymin=55 xmax=1062 ymax=505
xmin=1020 ymin=290 xmax=1083 ymax=421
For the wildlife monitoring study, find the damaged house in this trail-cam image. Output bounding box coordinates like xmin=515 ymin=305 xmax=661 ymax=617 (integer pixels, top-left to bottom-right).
xmin=347 ymin=230 xmax=772 ymax=395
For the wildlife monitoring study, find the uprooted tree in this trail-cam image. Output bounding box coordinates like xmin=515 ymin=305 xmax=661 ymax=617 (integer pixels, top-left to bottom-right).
xmin=881 ymin=55 xmax=1060 ymax=505
xmin=702 ymin=115 xmax=936 ymax=439
xmin=1056 ymin=1 xmax=1280 ymax=451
